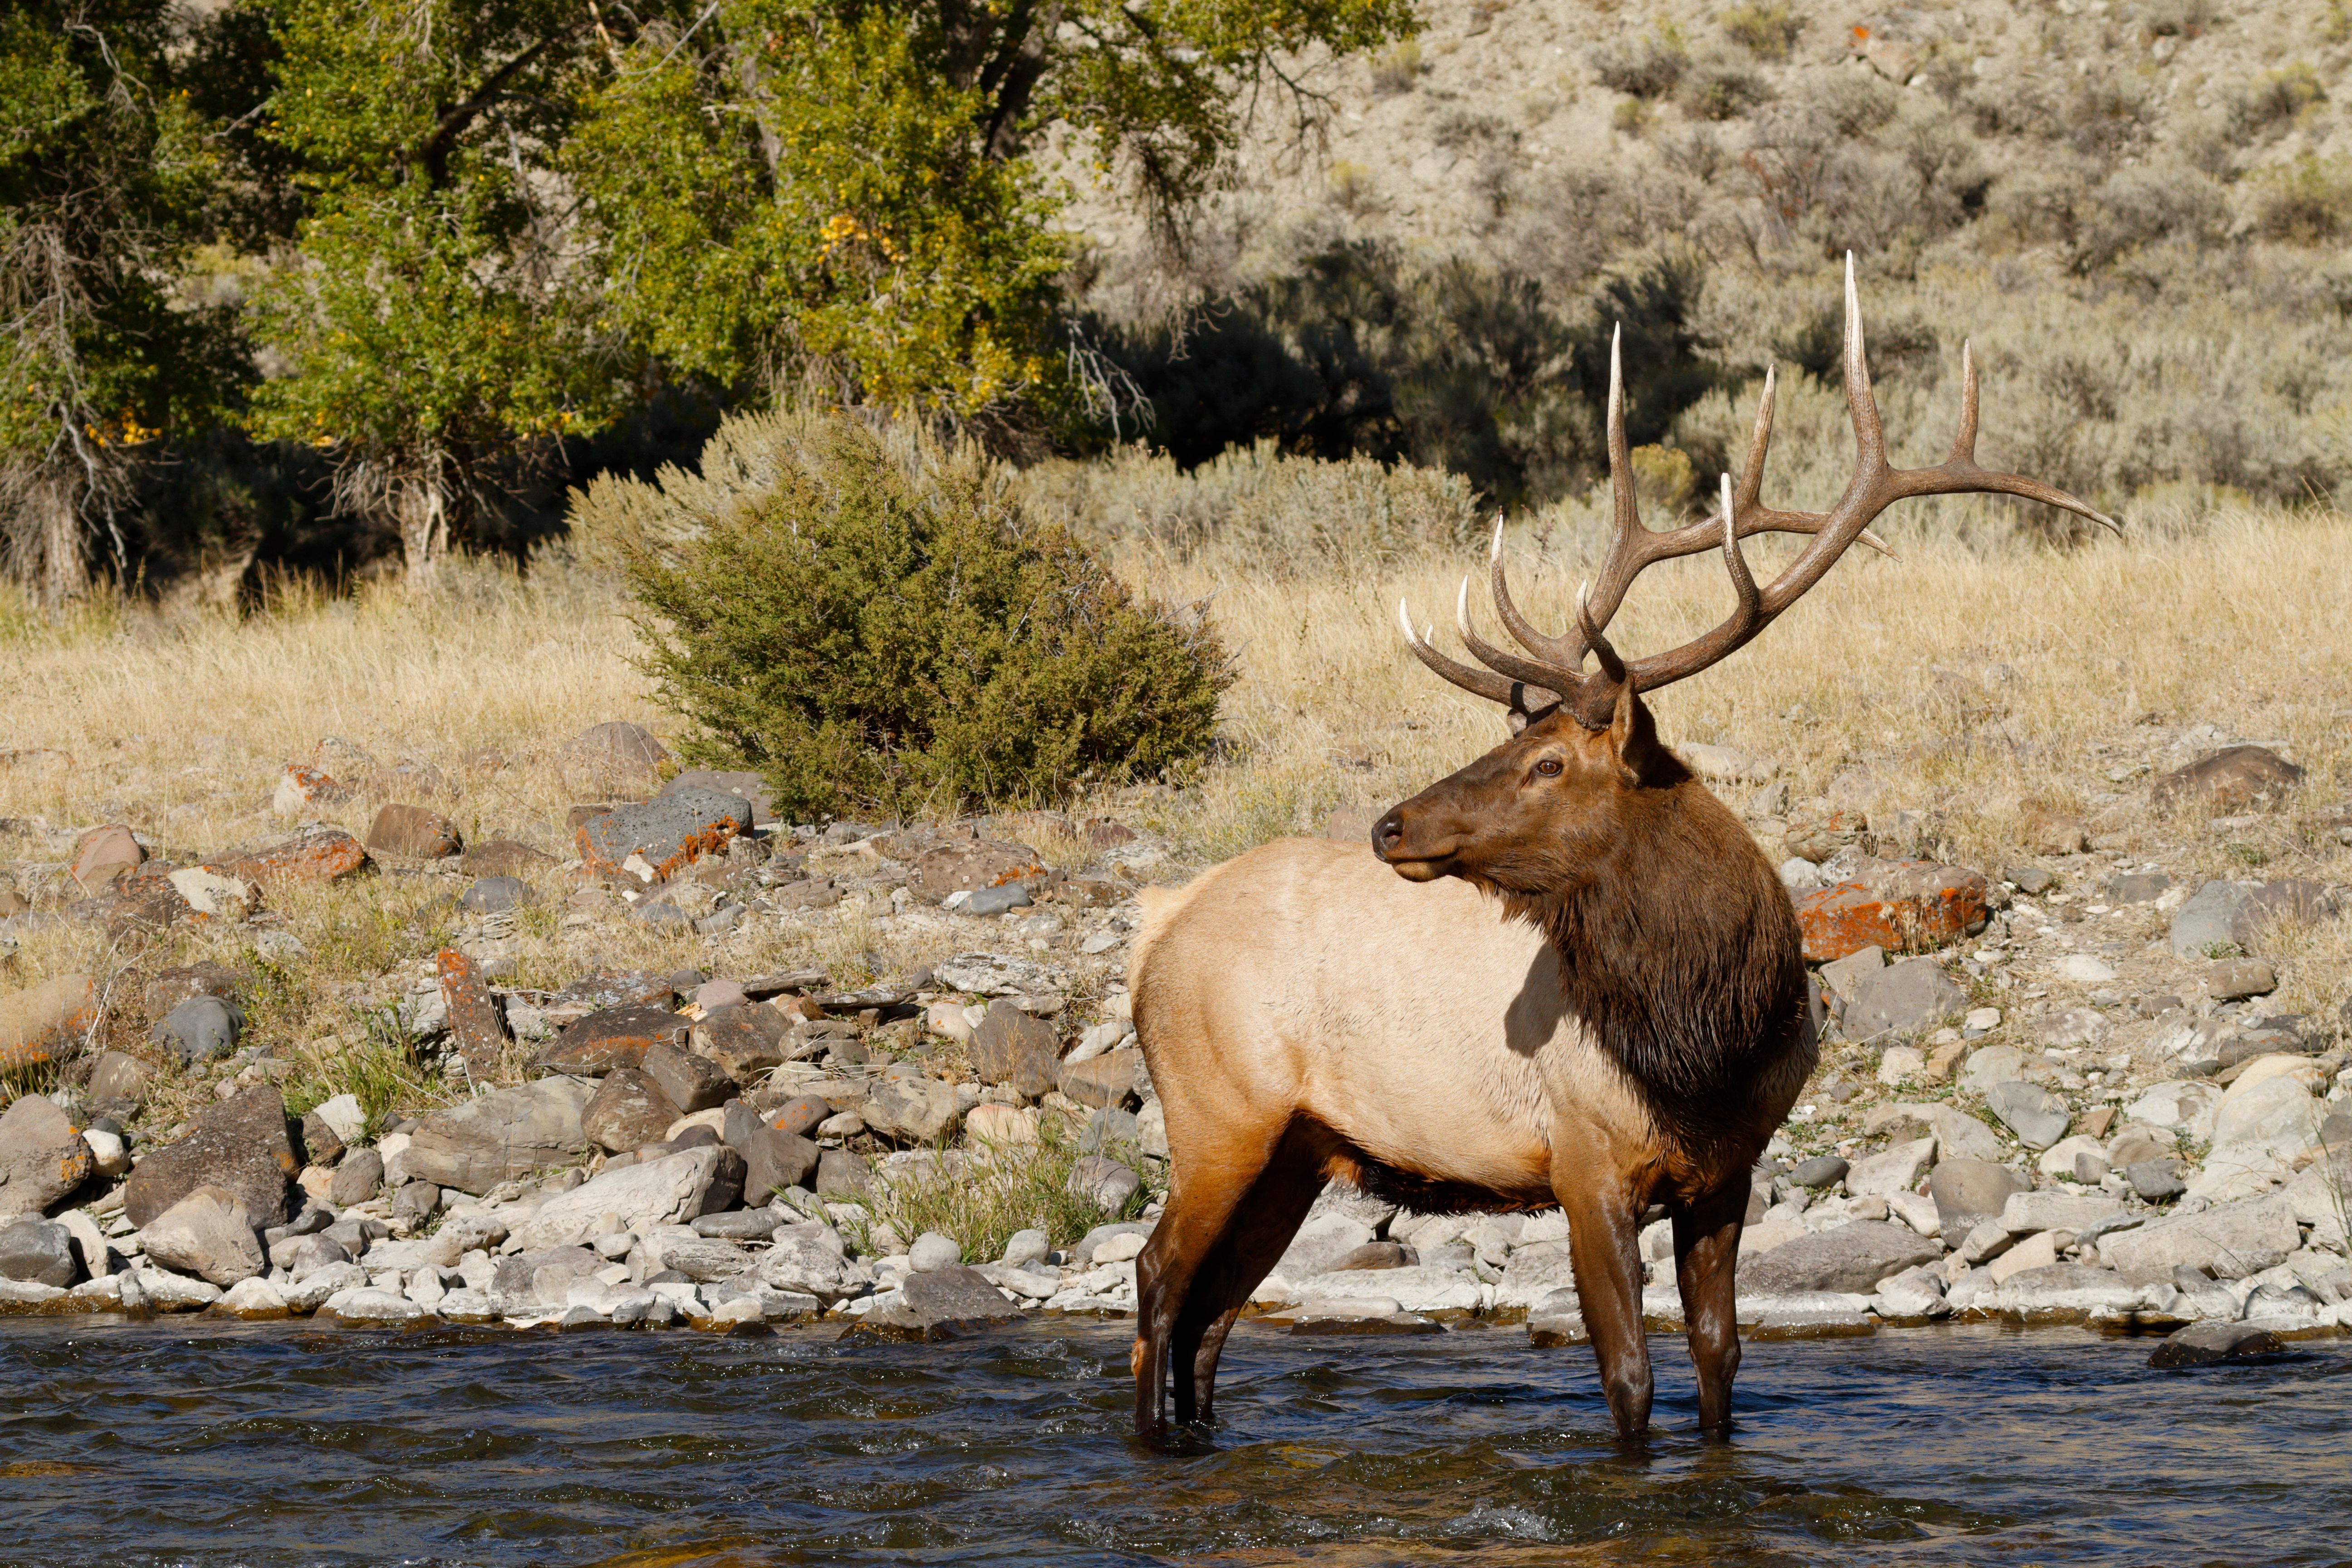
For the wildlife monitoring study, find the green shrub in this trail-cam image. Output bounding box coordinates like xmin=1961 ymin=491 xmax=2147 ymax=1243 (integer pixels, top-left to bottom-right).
xmin=594 ymin=411 xmax=1231 ymax=820
xmin=1589 ymin=30 xmax=1689 ymax=99
xmin=1719 ymin=2 xmax=1801 ymax=59
xmin=2253 ymin=157 xmax=2352 ymax=245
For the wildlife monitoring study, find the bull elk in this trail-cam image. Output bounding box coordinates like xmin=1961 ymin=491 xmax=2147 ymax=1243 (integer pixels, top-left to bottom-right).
xmin=1128 ymin=258 xmax=2117 ymax=1443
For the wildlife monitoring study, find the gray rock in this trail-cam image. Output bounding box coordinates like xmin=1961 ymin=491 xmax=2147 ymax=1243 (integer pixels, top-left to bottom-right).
xmin=270 ymin=1231 xmax=348 ymax=1278
xmin=1080 ymin=1107 xmax=1139 ymax=1154
xmin=1816 ymin=945 xmax=1885 ymax=1005
xmin=330 ymin=1147 xmax=384 ymax=1207
xmin=1844 ymin=958 xmax=1967 ymax=1039
xmin=400 ymin=1077 xmax=596 ymax=1195
xmin=1984 ymin=1081 xmax=2071 ymax=1149
xmin=510 ymin=1146 xmax=744 ymax=1250
xmin=654 ymin=1236 xmax=755 ymax=1282
xmin=1788 ymin=1156 xmax=1848 ymax=1189
xmin=2103 ymin=872 xmax=2174 ymax=904
xmin=139 ymin=1186 xmax=265 ymax=1287
xmin=2000 ymin=1191 xmax=2124 ymax=1235
xmin=1931 ymin=1158 xmax=2030 ymax=1234
xmin=580 ymin=1068 xmax=681 ymax=1154
xmin=814 ymin=1148 xmax=872 ymax=1200
xmin=123 ymin=1086 xmax=293 ymax=1229
xmin=84 ymin=1049 xmax=152 ymax=1105
xmin=2102 ymin=1193 xmax=2300 ymax=1284
xmin=691 ymin=1004 xmax=792 ymax=1080
xmin=1871 ymin=1101 xmax=2004 ymax=1163
xmin=739 ymin=1126 xmax=820 ymax=1204
xmin=2206 ymin=959 xmax=2277 ymax=1001
xmin=2210 ymin=1075 xmax=2323 ymax=1147
xmin=578 ymin=789 xmax=752 ymax=878
xmin=0 ymin=1217 xmax=76 ymax=1287
xmin=1496 ymin=1239 xmax=1580 ymax=1308
xmin=758 ymin=1222 xmax=871 ymax=1304
xmin=864 ymin=1076 xmax=960 ymax=1143
xmin=0 ymin=1094 xmax=93 ymax=1218
xmin=328 ymin=1287 xmax=430 ymax=1326
xmin=2149 ymin=1320 xmax=2285 ymax=1369
xmin=909 ymin=1232 xmax=963 ymax=1272
xmin=2151 ymin=746 xmax=2303 ymax=814
xmin=1061 ymin=1048 xmax=1141 ymax=1110
xmin=1001 ymin=1228 xmax=1051 ymax=1269
xmin=639 ymin=1043 xmax=735 ymax=1118
xmin=692 ymin=1208 xmax=784 ymax=1241
xmin=961 ymin=884 xmax=1031 ymax=916
xmin=1736 ymin=1221 xmax=1941 ymax=1294
xmin=459 ymin=877 xmax=534 ymax=914
xmin=153 ymin=995 xmax=244 ymax=1064
xmin=658 ymin=769 xmax=774 ymax=826
xmin=860 ymin=1263 xmax=1023 ymax=1338
xmin=2170 ymin=878 xmax=2339 ymax=959
xmin=966 ymin=1000 xmax=1060 ymax=1098
xmin=2008 ymin=867 xmax=2056 ymax=895
xmin=390 ymin=1181 xmax=441 ymax=1228
xmin=1068 ymin=1155 xmax=1141 ymax=1214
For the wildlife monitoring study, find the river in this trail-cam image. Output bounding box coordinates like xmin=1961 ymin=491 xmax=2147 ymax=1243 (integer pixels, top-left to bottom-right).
xmin=2 ymin=1317 xmax=2344 ymax=1565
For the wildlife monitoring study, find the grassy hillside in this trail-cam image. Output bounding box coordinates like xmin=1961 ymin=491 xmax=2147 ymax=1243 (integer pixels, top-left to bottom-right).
xmin=1056 ymin=0 xmax=2352 ymax=521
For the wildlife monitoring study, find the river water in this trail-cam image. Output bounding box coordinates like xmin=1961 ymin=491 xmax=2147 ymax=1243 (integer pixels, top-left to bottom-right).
xmin=2 ymin=1316 xmax=2345 ymax=1566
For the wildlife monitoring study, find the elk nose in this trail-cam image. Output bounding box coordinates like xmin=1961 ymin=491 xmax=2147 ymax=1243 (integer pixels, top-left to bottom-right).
xmin=1370 ymin=808 xmax=1406 ymax=861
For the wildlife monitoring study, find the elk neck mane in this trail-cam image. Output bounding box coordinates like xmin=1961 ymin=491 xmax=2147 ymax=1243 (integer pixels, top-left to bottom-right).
xmin=1485 ymin=774 xmax=1807 ymax=1131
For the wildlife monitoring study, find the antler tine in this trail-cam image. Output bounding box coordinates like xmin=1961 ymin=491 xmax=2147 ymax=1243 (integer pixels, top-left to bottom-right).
xmin=1486 ymin=516 xmax=1588 ymax=665
xmin=1456 ymin=575 xmax=1586 ymax=696
xmin=1573 ymin=579 xmax=1626 ymax=684
xmin=1947 ymin=340 xmax=1980 ymax=465
xmin=1724 ymin=360 xmax=1898 ymax=562
xmin=1580 ymin=324 xmax=1656 ymax=636
xmin=1841 ymin=251 xmax=1888 ymax=480
xmin=1717 ymin=471 xmax=1762 ymax=629
xmin=1918 ymin=339 xmax=2122 ymax=537
xmin=1397 ymin=597 xmax=1558 ymax=710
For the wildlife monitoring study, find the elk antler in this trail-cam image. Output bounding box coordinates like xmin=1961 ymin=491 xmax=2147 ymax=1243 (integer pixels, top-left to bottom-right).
xmin=1401 ymin=253 xmax=2120 ymax=730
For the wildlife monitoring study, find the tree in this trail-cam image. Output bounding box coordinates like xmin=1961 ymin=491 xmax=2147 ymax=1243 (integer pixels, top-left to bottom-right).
xmin=565 ymin=0 xmax=1414 ymax=439
xmin=245 ymin=0 xmax=628 ymax=581
xmin=0 ymin=2 xmax=242 ymax=600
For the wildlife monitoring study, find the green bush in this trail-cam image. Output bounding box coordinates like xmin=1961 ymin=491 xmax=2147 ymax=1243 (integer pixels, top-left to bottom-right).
xmin=591 ymin=412 xmax=1231 ymax=821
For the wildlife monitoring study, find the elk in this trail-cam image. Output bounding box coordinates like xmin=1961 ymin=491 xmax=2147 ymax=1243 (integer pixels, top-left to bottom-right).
xmin=1127 ymin=258 xmax=2117 ymax=1444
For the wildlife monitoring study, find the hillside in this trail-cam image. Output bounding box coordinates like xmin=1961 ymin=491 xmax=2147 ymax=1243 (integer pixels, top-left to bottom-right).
xmin=1054 ymin=0 xmax=2352 ymax=521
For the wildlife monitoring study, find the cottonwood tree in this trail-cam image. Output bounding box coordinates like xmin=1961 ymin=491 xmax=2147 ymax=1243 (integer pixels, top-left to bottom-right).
xmin=246 ymin=0 xmax=628 ymax=582
xmin=0 ymin=2 xmax=242 ymax=601
xmin=565 ymin=0 xmax=1414 ymax=439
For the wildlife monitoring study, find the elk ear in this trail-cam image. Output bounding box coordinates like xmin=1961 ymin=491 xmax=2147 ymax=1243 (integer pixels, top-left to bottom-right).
xmin=1606 ymin=682 xmax=1671 ymax=786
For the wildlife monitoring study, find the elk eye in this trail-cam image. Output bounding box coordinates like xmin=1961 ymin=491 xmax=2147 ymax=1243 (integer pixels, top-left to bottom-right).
xmin=1534 ymin=758 xmax=1563 ymax=777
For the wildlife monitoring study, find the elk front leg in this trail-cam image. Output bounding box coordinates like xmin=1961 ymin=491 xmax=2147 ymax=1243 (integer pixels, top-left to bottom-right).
xmin=1556 ymin=1174 xmax=1652 ymax=1441
xmin=1672 ymin=1182 xmax=1749 ymax=1437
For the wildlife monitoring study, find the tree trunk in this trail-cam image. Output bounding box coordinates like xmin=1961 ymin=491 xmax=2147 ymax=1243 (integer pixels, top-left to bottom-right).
xmin=394 ymin=451 xmax=452 ymax=587
xmin=32 ymin=468 xmax=87 ymax=604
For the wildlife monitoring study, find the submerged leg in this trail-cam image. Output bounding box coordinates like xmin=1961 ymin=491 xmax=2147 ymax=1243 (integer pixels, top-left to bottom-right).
xmin=1673 ymin=1181 xmax=1749 ymax=1437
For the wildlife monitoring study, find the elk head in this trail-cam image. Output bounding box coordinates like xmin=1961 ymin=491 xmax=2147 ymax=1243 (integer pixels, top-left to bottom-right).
xmin=1374 ymin=255 xmax=2118 ymax=894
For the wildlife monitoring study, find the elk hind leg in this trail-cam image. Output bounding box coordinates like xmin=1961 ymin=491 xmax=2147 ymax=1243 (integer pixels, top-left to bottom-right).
xmin=1171 ymin=1124 xmax=1329 ymax=1426
xmin=1135 ymin=1115 xmax=1301 ymax=1437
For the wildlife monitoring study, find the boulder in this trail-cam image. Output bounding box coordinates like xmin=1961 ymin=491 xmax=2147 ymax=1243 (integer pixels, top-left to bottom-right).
xmin=153 ymin=995 xmax=243 ymax=1064
xmin=1842 ymin=959 xmax=1967 ymax=1039
xmin=139 ymin=1186 xmax=265 ymax=1287
xmin=84 ymin=1049 xmax=152 ymax=1105
xmin=2206 ymin=959 xmax=2277 ymax=1001
xmin=740 ymin=1127 xmax=820 ymax=1203
xmin=399 ymin=1078 xmax=597 ymax=1195
xmin=770 ymin=1095 xmax=832 ymax=1140
xmin=298 ymin=1108 xmax=346 ymax=1169
xmin=365 ymin=804 xmax=462 ymax=859
xmin=459 ymin=841 xmax=557 ymax=877
xmin=2209 ymin=1071 xmax=2323 ymax=1148
xmin=2123 ymin=1080 xmax=2221 ymax=1131
xmin=1866 ymin=1102 xmax=2003 ymax=1163
xmin=1846 ymin=1138 xmax=1935 ymax=1199
xmin=911 ymin=840 xmax=1049 ymax=898
xmin=0 ymin=973 xmax=98 ymax=1072
xmin=143 ymin=962 xmax=243 ymax=1019
xmin=639 ymin=1042 xmax=736 ymax=1115
xmin=1737 ymin=1221 xmax=1940 ymax=1294
xmin=580 ymin=1069 xmax=681 ymax=1153
xmin=560 ymin=720 xmax=671 ymax=791
xmin=0 ymin=1216 xmax=76 ymax=1287
xmin=690 ymin=1004 xmax=791 ymax=1080
xmin=576 ymin=789 xmax=753 ymax=880
xmin=436 ymin=948 xmax=509 ymax=1081
xmin=71 ymin=824 xmax=144 ymax=891
xmin=1067 ymin=1155 xmax=1140 ymax=1214
xmin=2170 ymin=878 xmax=2339 ymax=958
xmin=217 ymin=1277 xmax=290 ymax=1319
xmin=1984 ymin=1081 xmax=2070 ymax=1149
xmin=1999 ymin=1190 xmax=2124 ymax=1235
xmin=208 ymin=823 xmax=370 ymax=884
xmin=864 ymin=1076 xmax=960 ymax=1143
xmin=2148 ymin=1321 xmax=2285 ymax=1369
xmin=1060 ymin=1047 xmax=1141 ymax=1110
xmin=509 ymin=1147 xmax=745 ymax=1250
xmin=2150 ymin=745 xmax=2303 ymax=814
xmin=1795 ymin=859 xmax=1990 ymax=963
xmin=758 ymin=1222 xmax=870 ymax=1303
xmin=2100 ymin=1193 xmax=2300 ymax=1284
xmin=1495 ymin=1239 xmax=1581 ymax=1308
xmin=165 ymin=867 xmax=255 ymax=918
xmin=967 ymin=1001 xmax=1061 ymax=1098
xmin=329 ymin=1147 xmax=384 ymax=1207
xmin=123 ymin=1086 xmax=294 ymax=1229
xmin=533 ymin=1004 xmax=690 ymax=1077
xmin=1930 ymin=1158 xmax=2029 ymax=1235
xmin=814 ymin=1149 xmax=872 ymax=1200
xmin=859 ymin=1263 xmax=1023 ymax=1338
xmin=0 ymin=1093 xmax=94 ymax=1217
xmin=658 ymin=769 xmax=774 ymax=827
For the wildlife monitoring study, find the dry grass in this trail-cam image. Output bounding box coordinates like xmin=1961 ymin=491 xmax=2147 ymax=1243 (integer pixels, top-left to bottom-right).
xmin=5 ymin=498 xmax=2352 ymax=1118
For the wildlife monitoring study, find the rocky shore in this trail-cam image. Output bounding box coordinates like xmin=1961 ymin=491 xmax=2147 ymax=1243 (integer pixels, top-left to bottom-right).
xmin=0 ymin=721 xmax=2347 ymax=1363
